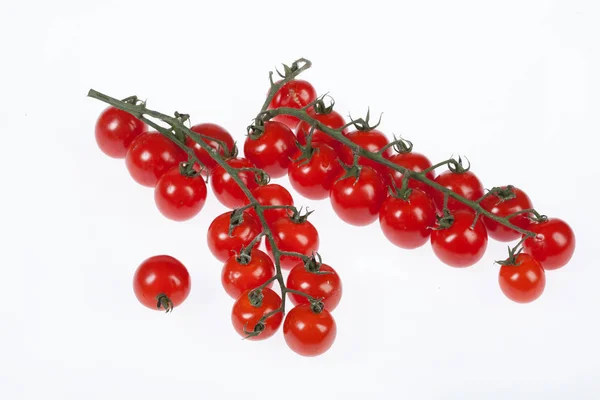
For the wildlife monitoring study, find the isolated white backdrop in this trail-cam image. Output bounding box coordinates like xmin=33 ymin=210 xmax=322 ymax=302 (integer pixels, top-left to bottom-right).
xmin=1 ymin=0 xmax=598 ymax=399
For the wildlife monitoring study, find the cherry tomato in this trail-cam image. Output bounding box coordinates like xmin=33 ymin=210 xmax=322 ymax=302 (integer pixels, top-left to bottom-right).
xmin=221 ymin=249 xmax=275 ymax=299
xmin=498 ymin=253 xmax=546 ymax=303
xmin=296 ymin=110 xmax=349 ymax=154
xmin=430 ymin=210 xmax=488 ymax=267
xmin=266 ymin=216 xmax=320 ymax=269
xmin=125 ymin=133 xmax=187 ymax=187
xmin=330 ymin=166 xmax=387 ymax=226
xmin=133 ymin=255 xmax=191 ymax=311
xmin=287 ymin=262 xmax=342 ymax=311
xmin=244 ymin=121 xmax=298 ymax=178
xmin=207 ymin=212 xmax=262 ymax=262
xmin=154 ymin=167 xmax=207 ymax=221
xmin=379 ymin=189 xmax=437 ymax=249
xmin=288 ymin=143 xmax=344 ymax=200
xmin=231 ymin=288 xmax=283 ymax=341
xmin=385 ymin=152 xmax=435 ymax=193
xmin=523 ymin=218 xmax=575 ymax=270
xmin=210 ymin=158 xmax=259 ymax=209
xmin=480 ymin=186 xmax=533 ymax=242
xmin=339 ymin=129 xmax=392 ymax=179
xmin=268 ymin=79 xmax=317 ymax=129
xmin=185 ymin=123 xmax=235 ymax=172
xmin=430 ymin=170 xmax=485 ymax=212
xmin=283 ymin=304 xmax=336 ymax=357
xmin=246 ymin=184 xmax=294 ymax=227
xmin=95 ymin=107 xmax=147 ymax=158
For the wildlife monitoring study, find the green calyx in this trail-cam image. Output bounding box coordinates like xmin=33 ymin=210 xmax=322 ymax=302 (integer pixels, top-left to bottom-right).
xmin=447 ymin=156 xmax=470 ymax=174
xmin=349 ymin=108 xmax=382 ymax=132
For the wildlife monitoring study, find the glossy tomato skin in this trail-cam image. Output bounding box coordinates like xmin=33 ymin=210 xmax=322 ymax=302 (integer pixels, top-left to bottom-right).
xmin=246 ymin=184 xmax=294 ymax=227
xmin=523 ymin=218 xmax=575 ymax=270
xmin=210 ymin=158 xmax=259 ymax=209
xmin=154 ymin=167 xmax=207 ymax=221
xmin=339 ymin=130 xmax=392 ymax=179
xmin=481 ymin=186 xmax=533 ymax=242
xmin=430 ymin=210 xmax=488 ymax=267
xmin=283 ymin=305 xmax=337 ymax=357
xmin=287 ymin=263 xmax=342 ymax=311
xmin=231 ymin=288 xmax=283 ymax=341
xmin=268 ymin=80 xmax=317 ymax=129
xmin=288 ymin=143 xmax=344 ymax=200
xmin=244 ymin=121 xmax=298 ymax=178
xmin=430 ymin=171 xmax=485 ymax=212
xmin=207 ymin=212 xmax=262 ymax=262
xmin=330 ymin=166 xmax=387 ymax=226
xmin=185 ymin=123 xmax=235 ymax=172
xmin=498 ymin=253 xmax=546 ymax=303
xmin=221 ymin=249 xmax=275 ymax=299
xmin=385 ymin=152 xmax=435 ymax=193
xmin=126 ymin=133 xmax=187 ymax=187
xmin=95 ymin=107 xmax=147 ymax=158
xmin=266 ymin=217 xmax=320 ymax=269
xmin=296 ymin=110 xmax=349 ymax=154
xmin=133 ymin=255 xmax=191 ymax=310
xmin=379 ymin=189 xmax=437 ymax=249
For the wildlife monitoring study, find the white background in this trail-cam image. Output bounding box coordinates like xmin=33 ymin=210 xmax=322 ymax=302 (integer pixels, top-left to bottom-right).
xmin=1 ymin=0 xmax=598 ymax=399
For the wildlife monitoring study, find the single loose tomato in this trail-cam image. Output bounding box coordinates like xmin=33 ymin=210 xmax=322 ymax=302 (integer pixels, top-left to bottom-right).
xmin=244 ymin=121 xmax=298 ymax=178
xmin=498 ymin=253 xmax=546 ymax=303
xmin=207 ymin=212 xmax=262 ymax=262
xmin=95 ymin=107 xmax=147 ymax=158
xmin=268 ymin=79 xmax=317 ymax=129
xmin=287 ymin=262 xmax=342 ymax=311
xmin=154 ymin=167 xmax=207 ymax=221
xmin=296 ymin=110 xmax=349 ymax=154
xmin=481 ymin=186 xmax=533 ymax=242
xmin=385 ymin=152 xmax=435 ymax=193
xmin=288 ymin=143 xmax=344 ymax=200
xmin=185 ymin=123 xmax=235 ymax=172
xmin=430 ymin=170 xmax=484 ymax=212
xmin=231 ymin=288 xmax=283 ymax=340
xmin=339 ymin=129 xmax=392 ymax=179
xmin=125 ymin=133 xmax=187 ymax=187
xmin=221 ymin=249 xmax=275 ymax=299
xmin=133 ymin=255 xmax=191 ymax=312
xmin=283 ymin=304 xmax=336 ymax=357
xmin=430 ymin=210 xmax=488 ymax=267
xmin=523 ymin=218 xmax=575 ymax=270
xmin=245 ymin=184 xmax=294 ymax=227
xmin=266 ymin=216 xmax=320 ymax=269
xmin=210 ymin=158 xmax=259 ymax=209
xmin=330 ymin=166 xmax=387 ymax=226
xmin=379 ymin=189 xmax=437 ymax=249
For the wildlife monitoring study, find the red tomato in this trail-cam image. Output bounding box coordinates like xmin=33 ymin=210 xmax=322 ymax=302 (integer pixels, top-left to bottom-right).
xmin=283 ymin=304 xmax=336 ymax=357
xmin=339 ymin=129 xmax=392 ymax=179
xmin=430 ymin=170 xmax=484 ymax=212
xmin=95 ymin=107 xmax=147 ymax=158
xmin=244 ymin=121 xmax=298 ymax=178
xmin=287 ymin=263 xmax=342 ymax=311
xmin=268 ymin=80 xmax=317 ymax=129
xmin=231 ymin=288 xmax=283 ymax=340
xmin=379 ymin=189 xmax=437 ymax=249
xmin=266 ymin=216 xmax=320 ymax=269
xmin=207 ymin=212 xmax=262 ymax=262
xmin=185 ymin=123 xmax=235 ymax=172
xmin=221 ymin=249 xmax=275 ymax=299
xmin=480 ymin=186 xmax=533 ymax=242
xmin=330 ymin=166 xmax=387 ymax=226
xmin=385 ymin=152 xmax=435 ymax=193
xmin=296 ymin=110 xmax=349 ymax=153
xmin=133 ymin=255 xmax=191 ymax=312
xmin=523 ymin=218 xmax=575 ymax=270
xmin=288 ymin=143 xmax=344 ymax=200
xmin=245 ymin=184 xmax=294 ymax=227
xmin=430 ymin=210 xmax=488 ymax=267
xmin=125 ymin=133 xmax=187 ymax=187
xmin=154 ymin=167 xmax=207 ymax=221
xmin=210 ymin=158 xmax=259 ymax=209
xmin=498 ymin=253 xmax=546 ymax=303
